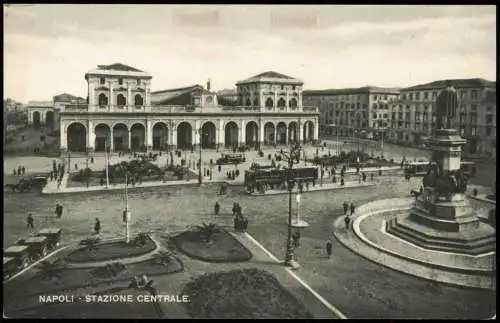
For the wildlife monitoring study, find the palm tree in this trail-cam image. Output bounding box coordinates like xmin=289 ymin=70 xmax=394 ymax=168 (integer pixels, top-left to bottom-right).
xmin=35 ymin=259 xmax=66 ymax=282
xmin=195 ymin=223 xmax=220 ymax=243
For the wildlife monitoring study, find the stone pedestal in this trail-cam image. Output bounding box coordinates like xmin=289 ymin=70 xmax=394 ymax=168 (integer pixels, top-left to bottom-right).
xmin=386 ymin=128 xmax=496 ymax=255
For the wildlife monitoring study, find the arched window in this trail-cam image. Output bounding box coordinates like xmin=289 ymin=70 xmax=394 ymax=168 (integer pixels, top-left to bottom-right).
xmin=117 ymin=94 xmax=126 ymax=108
xmin=253 ymin=98 xmax=258 ymax=106
xmin=265 ymin=98 xmax=274 ymax=108
xmin=98 ymin=94 xmax=108 ymax=107
xmin=246 ymin=98 xmax=251 ymax=106
xmin=134 ymin=94 xmax=144 ymax=107
xmin=289 ymin=98 xmax=297 ymax=108
xmin=278 ymin=98 xmax=286 ymax=108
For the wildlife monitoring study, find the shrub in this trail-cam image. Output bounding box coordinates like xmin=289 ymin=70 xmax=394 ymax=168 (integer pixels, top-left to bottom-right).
xmin=91 ymin=262 xmax=127 ymax=279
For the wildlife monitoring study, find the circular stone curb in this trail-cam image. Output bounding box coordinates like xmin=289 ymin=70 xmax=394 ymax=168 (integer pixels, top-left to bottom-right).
xmin=333 ymin=199 xmax=495 ymax=290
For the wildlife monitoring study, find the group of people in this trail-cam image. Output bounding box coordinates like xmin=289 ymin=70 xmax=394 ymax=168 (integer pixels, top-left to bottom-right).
xmin=50 ymin=160 xmax=66 ymax=189
xmin=343 ymin=202 xmax=356 ymax=229
xmin=12 ymin=165 xmax=26 ymax=176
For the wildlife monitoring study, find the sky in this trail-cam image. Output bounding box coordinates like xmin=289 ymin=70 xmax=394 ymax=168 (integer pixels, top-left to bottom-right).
xmin=3 ymin=4 xmax=496 ymax=103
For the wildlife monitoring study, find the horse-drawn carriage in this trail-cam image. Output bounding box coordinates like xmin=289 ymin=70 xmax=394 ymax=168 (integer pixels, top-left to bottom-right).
xmin=37 ymin=228 xmax=62 ymax=250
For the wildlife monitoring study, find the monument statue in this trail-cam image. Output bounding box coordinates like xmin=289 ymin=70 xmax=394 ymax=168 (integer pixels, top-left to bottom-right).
xmin=435 ymin=80 xmax=458 ymax=130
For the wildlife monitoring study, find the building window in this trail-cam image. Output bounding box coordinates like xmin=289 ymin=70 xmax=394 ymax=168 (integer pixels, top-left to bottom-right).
xmin=137 ymin=79 xmax=141 ymax=86
xmin=117 ymin=94 xmax=126 ymax=108
xmin=98 ymin=93 xmax=108 ymax=107
xmin=415 ymin=92 xmax=420 ymax=100
xmin=100 ymin=78 xmax=105 ymax=85
xmin=372 ymin=104 xmax=377 ymax=109
xmin=134 ymin=94 xmax=144 ymax=108
xmin=402 ymin=93 xmax=406 ymax=100
xmin=119 ymin=78 xmax=123 ymax=85
xmin=424 ymin=92 xmax=429 ymax=100
xmin=265 ymin=98 xmax=274 ymax=108
xmin=292 ymin=85 xmax=296 ymax=90
xmin=373 ymin=95 xmax=378 ymax=100
xmin=486 ymin=127 xmax=492 ymax=136
xmin=487 ymin=106 xmax=492 ymax=112
xmin=471 ymin=90 xmax=479 ymax=99
xmin=486 ymin=114 xmax=493 ymax=124
xmin=280 ymin=85 xmax=284 ymax=90
xmin=289 ymin=98 xmax=298 ymax=108
xmin=373 ymin=113 xmax=377 ymax=119
xmin=471 ymin=104 xmax=477 ymax=111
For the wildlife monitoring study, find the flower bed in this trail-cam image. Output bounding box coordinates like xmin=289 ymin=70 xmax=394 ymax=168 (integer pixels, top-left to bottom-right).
xmin=65 ymin=235 xmax=157 ymax=263
xmin=182 ymin=268 xmax=313 ymax=319
xmin=171 ymin=229 xmax=252 ymax=263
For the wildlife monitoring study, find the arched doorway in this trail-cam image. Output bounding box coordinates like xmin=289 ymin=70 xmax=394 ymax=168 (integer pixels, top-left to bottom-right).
xmin=177 ymin=122 xmax=192 ymax=149
xmin=201 ymin=122 xmax=217 ymax=149
xmin=130 ymin=123 xmax=146 ymax=151
xmin=225 ymin=121 xmax=239 ymax=148
xmin=94 ymin=123 xmax=111 ymax=152
xmin=288 ymin=122 xmax=298 ymax=145
xmin=264 ymin=122 xmax=275 ymax=145
xmin=276 ymin=122 xmax=287 ymax=145
xmin=152 ymin=122 xmax=168 ymax=150
xmin=66 ymin=122 xmax=87 ymax=152
xmin=33 ymin=111 xmax=41 ymax=128
xmin=113 ymin=123 xmax=129 ymax=152
xmin=303 ymin=121 xmax=315 ymax=144
xmin=245 ymin=121 xmax=258 ymax=147
xmin=45 ymin=111 xmax=55 ymax=130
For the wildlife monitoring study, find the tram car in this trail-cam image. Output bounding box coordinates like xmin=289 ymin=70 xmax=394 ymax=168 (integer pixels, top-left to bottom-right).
xmin=37 ymin=228 xmax=62 ymax=249
xmin=245 ymin=167 xmax=319 ymax=188
xmin=16 ymin=236 xmax=49 ymax=260
xmin=216 ymin=153 xmax=246 ymax=165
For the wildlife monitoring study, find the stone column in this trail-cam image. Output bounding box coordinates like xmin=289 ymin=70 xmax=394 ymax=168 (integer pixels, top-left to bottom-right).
xmin=218 ymin=120 xmax=225 ymax=148
xmin=171 ymin=125 xmax=177 ymax=150
xmin=298 ymin=92 xmax=303 ymax=110
xmin=60 ymin=123 xmax=67 ymax=153
xmin=145 ymin=86 xmax=151 ymax=106
xmin=109 ymin=127 xmax=114 ymax=152
xmin=273 ymin=126 xmax=277 ymax=145
xmin=285 ymin=125 xmax=289 ymax=145
xmin=260 ymin=91 xmax=264 ymax=110
xmin=304 ymin=123 xmax=309 ymax=142
xmin=298 ymin=121 xmax=304 ymax=143
xmin=286 ymin=91 xmax=290 ymax=112
xmin=127 ymin=85 xmax=132 ymax=110
xmin=193 ymin=120 xmax=201 ymax=148
xmin=314 ymin=120 xmax=319 ymax=143
xmin=87 ymin=120 xmax=95 ymax=153
xmin=274 ymin=90 xmax=278 ymax=110
xmin=109 ymin=82 xmax=114 ymax=110
xmin=240 ymin=120 xmax=246 ymax=146
xmin=146 ymin=119 xmax=153 ymax=151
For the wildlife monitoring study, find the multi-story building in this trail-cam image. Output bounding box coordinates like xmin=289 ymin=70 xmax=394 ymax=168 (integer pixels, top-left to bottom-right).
xmin=58 ymin=64 xmax=319 ymax=153
xmin=389 ymin=78 xmax=496 ymax=155
xmin=303 ymin=87 xmax=400 ymax=139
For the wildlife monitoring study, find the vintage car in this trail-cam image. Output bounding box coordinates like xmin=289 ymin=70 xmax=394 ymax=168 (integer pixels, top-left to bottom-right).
xmin=4 ymin=245 xmax=30 ymax=270
xmin=37 ymin=228 xmax=62 ymax=250
xmin=216 ymin=154 xmax=246 ymax=165
xmin=17 ymin=236 xmax=49 ymax=260
xmin=30 ymin=176 xmax=48 ymax=188
xmin=4 ymin=257 xmax=19 ymax=280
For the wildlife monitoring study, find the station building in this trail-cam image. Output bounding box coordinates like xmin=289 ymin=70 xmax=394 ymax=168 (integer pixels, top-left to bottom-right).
xmin=58 ymin=63 xmax=320 ymax=153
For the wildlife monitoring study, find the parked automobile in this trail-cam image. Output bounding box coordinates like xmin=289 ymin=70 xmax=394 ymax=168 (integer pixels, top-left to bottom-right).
xmin=216 ymin=154 xmax=246 ymax=165
xmin=3 ymin=245 xmax=30 ymax=271
xmin=17 ymin=236 xmax=49 ymax=260
xmin=37 ymin=228 xmax=62 ymax=249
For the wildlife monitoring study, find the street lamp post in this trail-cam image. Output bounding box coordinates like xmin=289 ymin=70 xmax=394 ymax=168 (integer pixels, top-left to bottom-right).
xmin=198 ymin=128 xmax=203 ymax=186
xmin=282 ymin=144 xmax=302 ymax=269
xmin=123 ymin=172 xmax=131 ymax=243
xmin=86 ymin=152 xmax=89 ymax=188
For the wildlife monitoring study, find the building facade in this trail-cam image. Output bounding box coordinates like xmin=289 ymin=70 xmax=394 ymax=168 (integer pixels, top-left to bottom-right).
xmin=59 ymin=64 xmax=319 ymax=153
xmin=389 ymin=78 xmax=496 ymax=155
xmin=303 ymin=87 xmax=400 ymax=140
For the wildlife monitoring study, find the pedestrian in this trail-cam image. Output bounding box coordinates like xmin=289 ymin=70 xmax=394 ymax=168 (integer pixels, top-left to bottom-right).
xmin=293 ymin=231 xmax=301 ymax=248
xmin=343 ymin=202 xmax=349 ymax=215
xmin=58 ymin=204 xmax=63 ymax=218
xmin=18 ymin=166 xmax=22 ymax=176
xmin=91 ymin=157 xmax=94 ymax=164
xmin=350 ymin=203 xmax=355 ymax=216
xmin=22 ymin=166 xmax=26 ymax=175
xmin=75 ymin=163 xmax=78 ymax=170
xmin=27 ymin=213 xmax=34 ymax=229
xmin=340 ymin=177 xmax=345 ymax=186
xmin=214 ymin=201 xmax=220 ymax=215
xmin=218 ymin=165 xmax=222 ymax=173
xmin=370 ymin=173 xmax=374 ymax=181
xmin=344 ymin=215 xmax=350 ymax=229
xmin=419 ymin=185 xmax=424 ymax=194
xmin=326 ymin=240 xmax=333 ymax=258
xmin=362 ymin=172 xmax=366 ymax=182
xmin=94 ymin=218 xmax=101 ymax=235
xmin=13 ymin=169 xmax=17 ymax=176
xmin=378 ymin=169 xmax=382 ymax=176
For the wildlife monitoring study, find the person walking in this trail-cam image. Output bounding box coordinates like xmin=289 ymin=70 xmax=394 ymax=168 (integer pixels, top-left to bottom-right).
xmin=343 ymin=202 xmax=349 ymax=215
xmin=27 ymin=213 xmax=34 ymax=229
xmin=22 ymin=166 xmax=26 ymax=175
xmin=293 ymin=231 xmax=301 ymax=248
xmin=94 ymin=218 xmax=101 ymax=235
xmin=350 ymin=203 xmax=356 ymax=216
xmin=370 ymin=173 xmax=374 ymax=181
xmin=344 ymin=215 xmax=351 ymax=229
xmin=326 ymin=240 xmax=333 ymax=258
xmin=214 ymin=202 xmax=220 ymax=215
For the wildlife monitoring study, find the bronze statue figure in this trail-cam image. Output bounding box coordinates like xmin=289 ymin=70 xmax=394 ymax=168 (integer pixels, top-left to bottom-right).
xmin=435 ymin=80 xmax=458 ymax=129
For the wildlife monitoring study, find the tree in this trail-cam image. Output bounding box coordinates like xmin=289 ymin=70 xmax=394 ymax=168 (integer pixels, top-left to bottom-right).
xmin=195 ymin=223 xmax=220 ymax=243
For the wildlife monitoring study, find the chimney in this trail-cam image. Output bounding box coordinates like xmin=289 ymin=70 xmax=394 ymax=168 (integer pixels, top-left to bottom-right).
xmin=207 ymin=79 xmax=211 ymax=92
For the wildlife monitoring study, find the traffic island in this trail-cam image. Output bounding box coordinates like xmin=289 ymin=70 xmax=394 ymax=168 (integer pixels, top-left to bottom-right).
xmin=182 ymin=268 xmax=313 ymax=319
xmin=171 ymin=226 xmax=252 ymax=263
